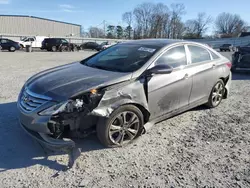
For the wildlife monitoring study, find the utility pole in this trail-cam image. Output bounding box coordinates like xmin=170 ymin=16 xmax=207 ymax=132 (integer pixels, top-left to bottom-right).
xmin=103 ymin=20 xmax=106 ymax=38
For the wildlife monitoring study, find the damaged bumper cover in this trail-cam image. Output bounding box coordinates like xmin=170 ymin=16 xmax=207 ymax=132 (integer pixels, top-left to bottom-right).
xmin=17 ymin=101 xmax=75 ymax=151
xmin=20 ymin=122 xmax=75 ymax=151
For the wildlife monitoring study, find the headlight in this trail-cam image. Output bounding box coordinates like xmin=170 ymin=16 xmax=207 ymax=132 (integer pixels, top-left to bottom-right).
xmin=38 ymin=102 xmax=66 ymax=116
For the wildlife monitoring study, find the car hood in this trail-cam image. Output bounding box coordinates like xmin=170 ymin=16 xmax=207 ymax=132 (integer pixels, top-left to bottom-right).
xmin=26 ymin=62 xmax=132 ymax=101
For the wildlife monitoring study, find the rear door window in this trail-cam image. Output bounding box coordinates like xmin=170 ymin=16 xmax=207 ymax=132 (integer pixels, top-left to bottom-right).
xmin=210 ymin=51 xmax=220 ymax=60
xmin=188 ymin=45 xmax=211 ymax=64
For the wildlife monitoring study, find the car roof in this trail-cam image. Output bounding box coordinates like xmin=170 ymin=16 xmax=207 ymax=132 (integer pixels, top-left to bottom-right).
xmin=122 ymin=39 xmax=185 ymax=47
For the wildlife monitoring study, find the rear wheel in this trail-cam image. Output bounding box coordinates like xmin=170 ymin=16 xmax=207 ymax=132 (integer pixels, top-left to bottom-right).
xmin=97 ymin=105 xmax=144 ymax=148
xmin=206 ymin=79 xmax=225 ymax=108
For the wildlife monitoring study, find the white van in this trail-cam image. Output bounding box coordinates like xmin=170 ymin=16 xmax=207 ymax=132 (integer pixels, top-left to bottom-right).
xmin=18 ymin=36 xmax=47 ymax=48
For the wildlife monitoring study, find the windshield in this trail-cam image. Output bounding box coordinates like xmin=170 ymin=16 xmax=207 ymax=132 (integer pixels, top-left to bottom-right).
xmin=21 ymin=37 xmax=28 ymax=41
xmin=81 ymin=44 xmax=160 ymax=72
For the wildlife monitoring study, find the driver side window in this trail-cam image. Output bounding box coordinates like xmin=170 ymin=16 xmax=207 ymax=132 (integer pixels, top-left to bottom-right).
xmin=156 ymin=45 xmax=187 ymax=68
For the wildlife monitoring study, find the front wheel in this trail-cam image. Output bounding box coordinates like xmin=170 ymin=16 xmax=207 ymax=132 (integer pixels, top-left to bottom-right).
xmin=206 ymin=79 xmax=225 ymax=108
xmin=96 ymin=105 xmax=144 ymax=148
xmin=9 ymin=46 xmax=16 ymax=52
xmin=51 ymin=46 xmax=57 ymax=52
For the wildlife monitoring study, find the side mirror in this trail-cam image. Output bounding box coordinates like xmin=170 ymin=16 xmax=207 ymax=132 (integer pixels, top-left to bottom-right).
xmin=147 ymin=64 xmax=173 ymax=75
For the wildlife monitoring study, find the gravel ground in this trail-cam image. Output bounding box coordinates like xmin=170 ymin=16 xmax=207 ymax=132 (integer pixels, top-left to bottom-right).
xmin=0 ymin=51 xmax=249 ymax=188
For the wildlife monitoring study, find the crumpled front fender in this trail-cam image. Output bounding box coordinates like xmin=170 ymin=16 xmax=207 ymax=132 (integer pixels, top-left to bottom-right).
xmin=90 ymin=79 xmax=150 ymax=118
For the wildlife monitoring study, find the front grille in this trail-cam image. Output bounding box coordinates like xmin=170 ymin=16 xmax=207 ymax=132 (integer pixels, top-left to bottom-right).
xmin=19 ymin=88 xmax=52 ymax=112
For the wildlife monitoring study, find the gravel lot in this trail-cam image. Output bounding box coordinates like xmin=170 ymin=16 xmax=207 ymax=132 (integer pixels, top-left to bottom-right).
xmin=0 ymin=51 xmax=249 ymax=188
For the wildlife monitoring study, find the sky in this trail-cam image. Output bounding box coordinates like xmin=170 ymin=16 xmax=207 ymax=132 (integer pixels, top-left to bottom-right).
xmin=0 ymin=0 xmax=250 ymax=33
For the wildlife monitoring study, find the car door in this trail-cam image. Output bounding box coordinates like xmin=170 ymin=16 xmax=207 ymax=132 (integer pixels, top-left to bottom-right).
xmin=187 ymin=45 xmax=219 ymax=105
xmin=237 ymin=54 xmax=250 ymax=71
xmin=0 ymin=39 xmax=9 ymax=50
xmin=147 ymin=45 xmax=193 ymax=119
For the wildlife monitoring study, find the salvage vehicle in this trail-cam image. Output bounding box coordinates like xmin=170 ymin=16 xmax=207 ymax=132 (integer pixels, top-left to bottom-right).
xmin=219 ymin=44 xmax=234 ymax=52
xmin=17 ymin=39 xmax=232 ymax=151
xmin=232 ymin=46 xmax=250 ymax=72
xmin=0 ymin=38 xmax=21 ymax=52
xmin=80 ymin=42 xmax=102 ymax=51
xmin=41 ymin=38 xmax=78 ymax=52
xmin=18 ymin=36 xmax=47 ymax=49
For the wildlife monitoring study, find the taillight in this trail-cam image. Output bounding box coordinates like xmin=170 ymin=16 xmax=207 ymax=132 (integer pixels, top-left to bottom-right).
xmin=226 ymin=62 xmax=232 ymax=69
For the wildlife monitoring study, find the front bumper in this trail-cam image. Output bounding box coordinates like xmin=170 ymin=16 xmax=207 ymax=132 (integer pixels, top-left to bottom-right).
xmin=20 ymin=122 xmax=75 ymax=151
xmin=17 ymin=100 xmax=75 ymax=151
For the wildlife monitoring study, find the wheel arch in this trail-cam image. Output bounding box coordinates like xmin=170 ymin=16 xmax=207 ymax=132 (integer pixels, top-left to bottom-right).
xmin=219 ymin=73 xmax=231 ymax=99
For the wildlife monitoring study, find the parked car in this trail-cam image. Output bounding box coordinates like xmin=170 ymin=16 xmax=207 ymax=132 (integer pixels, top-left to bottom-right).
xmin=0 ymin=38 xmax=20 ymax=52
xmin=18 ymin=36 xmax=47 ymax=49
xmin=80 ymin=42 xmax=102 ymax=51
xmin=41 ymin=38 xmax=78 ymax=52
xmin=232 ymin=46 xmax=250 ymax=72
xmin=219 ymin=44 xmax=233 ymax=52
xmin=18 ymin=39 xmax=232 ymax=151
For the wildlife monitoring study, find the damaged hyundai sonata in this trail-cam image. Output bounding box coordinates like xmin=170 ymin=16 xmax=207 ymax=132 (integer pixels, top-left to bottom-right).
xmin=18 ymin=39 xmax=232 ymax=150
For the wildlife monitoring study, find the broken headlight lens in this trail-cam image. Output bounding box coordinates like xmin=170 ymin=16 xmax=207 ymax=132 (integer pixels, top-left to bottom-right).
xmin=38 ymin=102 xmax=66 ymax=116
xmin=39 ymin=99 xmax=85 ymax=116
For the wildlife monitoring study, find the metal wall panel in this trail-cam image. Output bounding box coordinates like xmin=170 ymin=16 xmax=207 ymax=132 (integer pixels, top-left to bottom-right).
xmin=0 ymin=16 xmax=81 ymax=37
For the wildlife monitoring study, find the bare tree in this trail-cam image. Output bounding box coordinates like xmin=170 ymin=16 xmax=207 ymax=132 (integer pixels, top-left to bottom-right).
xmin=169 ymin=3 xmax=186 ymax=39
xmin=133 ymin=2 xmax=154 ymax=38
xmin=88 ymin=27 xmax=105 ymax=38
xmin=149 ymin=3 xmax=170 ymax=38
xmin=215 ymin=12 xmax=246 ymax=37
xmin=185 ymin=12 xmax=212 ymax=38
xmin=122 ymin=12 xmax=133 ymax=39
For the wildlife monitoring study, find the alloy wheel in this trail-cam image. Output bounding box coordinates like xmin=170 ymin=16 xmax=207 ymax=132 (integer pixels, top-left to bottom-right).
xmin=108 ymin=111 xmax=140 ymax=146
xmin=212 ymin=82 xmax=224 ymax=106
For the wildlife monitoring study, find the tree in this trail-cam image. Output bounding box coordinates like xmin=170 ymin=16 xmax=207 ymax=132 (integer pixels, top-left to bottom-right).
xmin=107 ymin=25 xmax=115 ymax=38
xmin=215 ymin=12 xmax=246 ymax=37
xmin=88 ymin=27 xmax=105 ymax=38
xmin=149 ymin=3 xmax=170 ymax=38
xmin=184 ymin=12 xmax=212 ymax=38
xmin=169 ymin=3 xmax=186 ymax=39
xmin=122 ymin=12 xmax=133 ymax=39
xmin=116 ymin=25 xmax=123 ymax=39
xmin=124 ymin=26 xmax=133 ymax=39
xmin=133 ymin=2 xmax=155 ymax=38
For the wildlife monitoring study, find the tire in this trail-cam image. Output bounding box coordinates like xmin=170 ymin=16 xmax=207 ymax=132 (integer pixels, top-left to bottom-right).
xmin=9 ymin=46 xmax=16 ymax=52
xmin=206 ymin=79 xmax=225 ymax=108
xmin=51 ymin=46 xmax=57 ymax=52
xmin=96 ymin=105 xmax=144 ymax=148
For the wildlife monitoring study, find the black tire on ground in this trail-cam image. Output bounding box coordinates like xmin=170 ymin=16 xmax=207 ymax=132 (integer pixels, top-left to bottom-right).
xmin=96 ymin=105 xmax=144 ymax=148
xmin=206 ymin=79 xmax=225 ymax=108
xmin=51 ymin=46 xmax=57 ymax=52
xmin=9 ymin=46 xmax=16 ymax=52
xmin=47 ymin=49 xmax=52 ymax=52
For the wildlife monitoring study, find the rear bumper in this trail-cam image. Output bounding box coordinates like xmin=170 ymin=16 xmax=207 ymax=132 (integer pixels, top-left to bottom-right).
xmin=20 ymin=121 xmax=75 ymax=151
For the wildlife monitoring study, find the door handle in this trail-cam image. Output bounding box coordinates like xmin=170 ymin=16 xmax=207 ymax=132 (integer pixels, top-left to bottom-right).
xmin=212 ymin=64 xmax=216 ymax=69
xmin=183 ymin=74 xmax=189 ymax=79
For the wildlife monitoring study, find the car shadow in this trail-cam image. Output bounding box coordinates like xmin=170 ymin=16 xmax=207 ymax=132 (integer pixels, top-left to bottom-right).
xmin=232 ymin=72 xmax=250 ymax=80
xmin=0 ymin=102 xmax=104 ymax=173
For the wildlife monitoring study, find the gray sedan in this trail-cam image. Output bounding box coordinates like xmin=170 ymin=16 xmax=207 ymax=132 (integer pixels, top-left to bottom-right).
xmin=17 ymin=39 xmax=232 ymax=150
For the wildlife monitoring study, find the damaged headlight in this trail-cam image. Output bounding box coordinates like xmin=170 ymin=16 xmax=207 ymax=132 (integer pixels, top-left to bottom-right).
xmin=39 ymin=99 xmax=84 ymax=116
xmin=38 ymin=89 xmax=104 ymax=116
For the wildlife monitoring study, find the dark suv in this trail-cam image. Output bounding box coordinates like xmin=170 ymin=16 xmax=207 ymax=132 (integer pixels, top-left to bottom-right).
xmin=0 ymin=38 xmax=20 ymax=52
xmin=41 ymin=38 xmax=78 ymax=52
xmin=80 ymin=42 xmax=102 ymax=51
